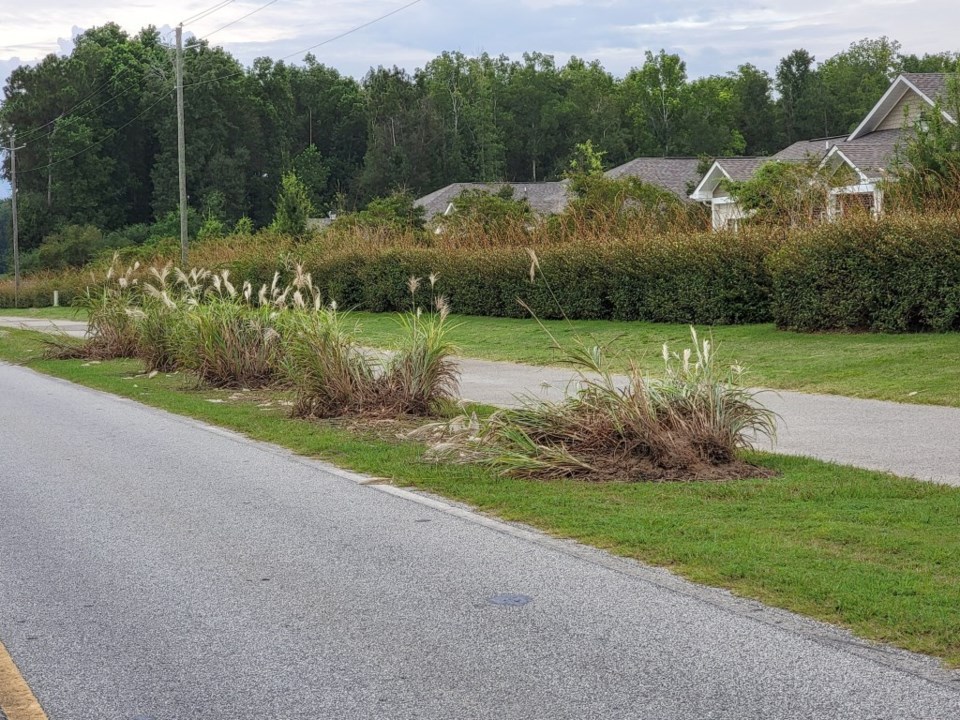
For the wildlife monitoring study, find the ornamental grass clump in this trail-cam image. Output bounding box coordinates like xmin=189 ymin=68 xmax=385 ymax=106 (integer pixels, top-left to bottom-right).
xmin=283 ymin=304 xmax=376 ymax=417
xmin=174 ymin=269 xmax=287 ymax=388
xmin=379 ymin=277 xmax=460 ymax=415
xmin=44 ymin=259 xmax=141 ymax=360
xmin=424 ymin=328 xmax=776 ymax=483
xmin=284 ymin=274 xmax=459 ymax=418
xmin=134 ymin=265 xmax=209 ymax=373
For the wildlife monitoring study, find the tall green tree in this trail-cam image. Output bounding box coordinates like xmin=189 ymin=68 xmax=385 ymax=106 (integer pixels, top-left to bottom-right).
xmin=623 ymin=50 xmax=688 ymax=156
xmin=776 ymin=49 xmax=819 ymax=143
xmin=730 ymin=64 xmax=777 ymax=154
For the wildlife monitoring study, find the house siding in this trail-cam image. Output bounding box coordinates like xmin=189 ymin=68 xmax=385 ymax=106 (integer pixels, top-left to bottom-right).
xmin=876 ymin=90 xmax=928 ymax=131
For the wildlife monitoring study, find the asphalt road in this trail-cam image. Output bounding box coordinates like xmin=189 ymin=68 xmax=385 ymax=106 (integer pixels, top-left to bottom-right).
xmin=2 ymin=362 xmax=960 ymax=719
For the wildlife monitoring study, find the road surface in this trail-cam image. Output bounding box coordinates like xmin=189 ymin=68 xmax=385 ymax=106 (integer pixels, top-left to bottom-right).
xmin=1 ymin=362 xmax=959 ymax=719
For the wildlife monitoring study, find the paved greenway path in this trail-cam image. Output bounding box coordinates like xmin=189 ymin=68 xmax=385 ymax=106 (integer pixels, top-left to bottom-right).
xmin=1 ymin=363 xmax=959 ymax=720
xmin=0 ymin=317 xmax=87 ymax=338
xmin=3 ymin=315 xmax=960 ymax=485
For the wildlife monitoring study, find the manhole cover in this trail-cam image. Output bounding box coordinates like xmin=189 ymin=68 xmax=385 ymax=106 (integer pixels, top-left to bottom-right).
xmin=488 ymin=593 xmax=534 ymax=607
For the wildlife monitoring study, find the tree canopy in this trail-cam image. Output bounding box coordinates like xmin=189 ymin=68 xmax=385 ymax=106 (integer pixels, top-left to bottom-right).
xmin=1 ymin=29 xmax=955 ymax=254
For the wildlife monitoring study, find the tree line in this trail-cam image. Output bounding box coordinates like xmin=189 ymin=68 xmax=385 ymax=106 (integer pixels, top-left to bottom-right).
xmin=1 ymin=24 xmax=957 ymax=255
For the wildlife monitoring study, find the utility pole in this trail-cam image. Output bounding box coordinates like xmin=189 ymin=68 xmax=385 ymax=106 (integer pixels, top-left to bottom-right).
xmin=9 ymin=131 xmax=23 ymax=308
xmin=175 ymin=23 xmax=188 ymax=266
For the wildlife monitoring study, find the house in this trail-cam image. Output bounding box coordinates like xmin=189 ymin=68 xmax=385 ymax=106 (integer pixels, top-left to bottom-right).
xmin=690 ymin=73 xmax=955 ymax=230
xmin=603 ymin=157 xmax=704 ymax=201
xmin=415 ymin=158 xmax=703 ymax=223
xmin=414 ymin=181 xmax=573 ymax=223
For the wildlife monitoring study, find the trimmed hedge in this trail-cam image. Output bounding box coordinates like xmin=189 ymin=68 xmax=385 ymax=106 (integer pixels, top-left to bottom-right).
xmin=769 ymin=215 xmax=960 ymax=332
xmin=296 ymin=236 xmax=773 ymax=324
xmin=0 ymin=271 xmax=86 ymax=309
xmin=4 ymin=214 xmax=959 ymax=333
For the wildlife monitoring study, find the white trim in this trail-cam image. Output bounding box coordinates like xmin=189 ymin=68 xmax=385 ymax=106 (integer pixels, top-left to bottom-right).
xmin=819 ymin=146 xmax=871 ymax=184
xmin=689 ymin=161 xmax=732 ymax=201
xmin=830 ymin=182 xmax=876 ymax=195
xmin=827 ymin=182 xmax=883 ymax=220
xmin=848 ymin=77 xmax=910 ymax=141
xmin=848 ymin=75 xmax=953 ymax=141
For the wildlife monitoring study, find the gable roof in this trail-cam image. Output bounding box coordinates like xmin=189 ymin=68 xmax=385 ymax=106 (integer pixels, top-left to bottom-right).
xmin=415 ymin=181 xmax=572 ymax=220
xmin=848 ymin=73 xmax=954 ymax=141
xmin=821 ymin=128 xmax=907 ymax=181
xmin=901 ymin=73 xmax=950 ymax=103
xmin=604 ymin=157 xmax=703 ymax=200
xmin=689 ymin=157 xmax=770 ymax=200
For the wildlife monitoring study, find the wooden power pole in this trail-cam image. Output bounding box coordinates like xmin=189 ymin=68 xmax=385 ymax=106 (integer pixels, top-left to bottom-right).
xmin=175 ymin=24 xmax=188 ymax=266
xmin=9 ymin=131 xmax=22 ymax=308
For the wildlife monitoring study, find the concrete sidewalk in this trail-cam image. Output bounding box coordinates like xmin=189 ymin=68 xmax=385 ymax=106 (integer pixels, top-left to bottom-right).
xmin=4 ymin=316 xmax=959 ymax=486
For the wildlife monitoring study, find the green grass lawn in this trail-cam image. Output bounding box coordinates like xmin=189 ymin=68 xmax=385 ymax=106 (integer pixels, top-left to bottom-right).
xmin=2 ymin=326 xmax=959 ymax=666
xmin=348 ymin=312 xmax=960 ymax=407
xmin=0 ymin=306 xmax=85 ymax=320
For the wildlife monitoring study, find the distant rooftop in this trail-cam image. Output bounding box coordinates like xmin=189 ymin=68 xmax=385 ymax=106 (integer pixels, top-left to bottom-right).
xmin=415 ymin=181 xmax=571 ymax=219
xmin=604 ymin=157 xmax=703 ymax=200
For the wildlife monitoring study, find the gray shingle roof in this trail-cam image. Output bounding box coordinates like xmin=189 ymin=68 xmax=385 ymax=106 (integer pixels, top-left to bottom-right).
xmin=901 ymin=73 xmax=951 ymax=103
xmin=415 ymin=182 xmax=572 ymax=220
xmin=773 ymin=138 xmax=841 ymax=162
xmin=604 ymin=157 xmax=703 ymax=199
xmin=714 ymin=157 xmax=770 ymax=181
xmin=833 ymin=128 xmax=905 ymax=177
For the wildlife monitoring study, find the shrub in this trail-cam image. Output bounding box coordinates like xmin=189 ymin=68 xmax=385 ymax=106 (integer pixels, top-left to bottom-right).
xmin=606 ymin=232 xmax=776 ymax=324
xmin=438 ymin=187 xmax=533 ymax=240
xmin=888 ymin=66 xmax=960 ymax=212
xmin=334 ymin=191 xmax=426 ymax=234
xmin=723 ymin=158 xmax=835 ymax=227
xmin=418 ymin=329 xmax=776 ymax=482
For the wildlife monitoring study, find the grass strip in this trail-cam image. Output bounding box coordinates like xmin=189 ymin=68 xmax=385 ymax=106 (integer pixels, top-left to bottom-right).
xmin=0 ymin=307 xmax=85 ymax=320
xmin=2 ymin=327 xmax=960 ymax=666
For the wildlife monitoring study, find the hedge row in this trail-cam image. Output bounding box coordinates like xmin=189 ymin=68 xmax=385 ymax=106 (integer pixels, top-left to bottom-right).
xmin=285 ymin=231 xmax=775 ymax=325
xmin=4 ymin=215 xmax=960 ymax=332
xmin=768 ymin=215 xmax=960 ymax=332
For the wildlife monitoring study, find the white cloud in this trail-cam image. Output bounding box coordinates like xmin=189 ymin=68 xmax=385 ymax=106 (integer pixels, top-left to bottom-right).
xmin=0 ymin=0 xmax=957 ymax=84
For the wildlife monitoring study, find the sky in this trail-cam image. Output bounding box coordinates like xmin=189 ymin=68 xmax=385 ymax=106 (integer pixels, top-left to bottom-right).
xmin=0 ymin=0 xmax=957 ymax=198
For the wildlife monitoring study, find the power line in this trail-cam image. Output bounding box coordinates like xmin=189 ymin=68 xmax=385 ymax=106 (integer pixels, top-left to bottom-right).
xmin=183 ymin=0 xmax=425 ymax=91
xmin=282 ymin=0 xmax=424 ymax=61
xmin=181 ymin=0 xmax=236 ymax=25
xmin=9 ymin=0 xmax=426 ymax=174
xmin=14 ymin=94 xmax=170 ymax=176
xmin=11 ymin=66 xmax=132 ymax=145
xmin=190 ymin=0 xmax=283 ymax=44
